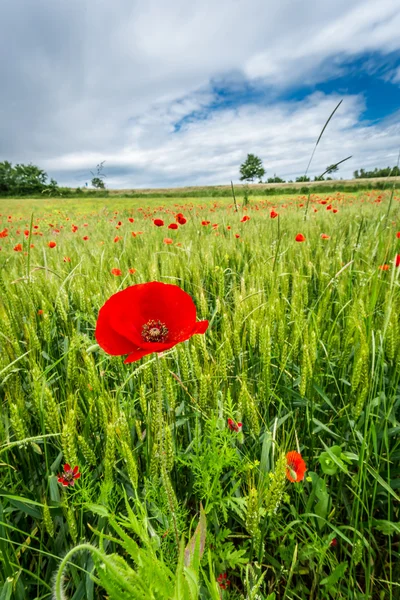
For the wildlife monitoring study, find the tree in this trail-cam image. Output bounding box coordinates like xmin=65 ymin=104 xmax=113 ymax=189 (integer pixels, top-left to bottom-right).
xmin=267 ymin=174 xmax=285 ymax=183
xmin=239 ymin=154 xmax=265 ymax=183
xmin=0 ymin=161 xmax=57 ymax=196
xmin=91 ymin=161 xmax=106 ymax=189
xmin=325 ymin=164 xmax=339 ymax=174
xmin=295 ymin=175 xmax=310 ymax=182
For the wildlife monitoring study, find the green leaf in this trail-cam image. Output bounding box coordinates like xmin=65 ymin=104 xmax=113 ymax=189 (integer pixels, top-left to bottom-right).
xmin=320 ymin=562 xmax=347 ymax=590
xmin=184 ymin=503 xmax=206 ymax=568
xmin=85 ymin=504 xmax=110 ymax=518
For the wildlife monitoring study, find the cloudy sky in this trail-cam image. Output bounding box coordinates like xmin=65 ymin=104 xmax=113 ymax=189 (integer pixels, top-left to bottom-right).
xmin=1 ymin=0 xmax=400 ymax=189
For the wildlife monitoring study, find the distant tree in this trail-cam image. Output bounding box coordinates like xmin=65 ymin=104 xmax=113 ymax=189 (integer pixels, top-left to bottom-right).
xmin=325 ymin=163 xmax=339 ymax=174
xmin=267 ymin=174 xmax=285 ymax=183
xmin=296 ymin=175 xmax=310 ymax=182
xmin=91 ymin=161 xmax=107 ymax=189
xmin=314 ymin=175 xmax=325 ymax=181
xmin=353 ymin=165 xmax=400 ymax=179
xmin=239 ymin=154 xmax=265 ymax=183
xmin=0 ymin=161 xmax=56 ymax=196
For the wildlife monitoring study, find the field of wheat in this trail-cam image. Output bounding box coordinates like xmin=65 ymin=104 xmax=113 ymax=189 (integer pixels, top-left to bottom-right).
xmin=0 ymin=190 xmax=399 ymax=600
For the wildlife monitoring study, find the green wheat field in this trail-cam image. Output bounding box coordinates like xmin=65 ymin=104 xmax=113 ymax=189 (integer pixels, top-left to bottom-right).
xmin=0 ymin=190 xmax=399 ymax=600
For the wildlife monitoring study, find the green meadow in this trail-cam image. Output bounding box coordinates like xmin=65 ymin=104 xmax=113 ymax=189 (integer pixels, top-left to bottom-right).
xmin=0 ymin=189 xmax=399 ymax=599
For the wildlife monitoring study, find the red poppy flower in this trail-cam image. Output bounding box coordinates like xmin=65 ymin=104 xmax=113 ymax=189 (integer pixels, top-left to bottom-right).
xmin=270 ymin=210 xmax=278 ymax=218
xmin=72 ymin=225 xmax=78 ymax=232
xmin=379 ymin=264 xmax=390 ymax=271
xmin=201 ymin=220 xmax=210 ymax=226
xmin=330 ymin=538 xmax=338 ymax=547
xmin=326 ymin=204 xmax=332 ymax=210
xmin=333 ymin=209 xmax=338 ymax=213
xmin=129 ymin=268 xmax=136 ymax=274
xmin=321 ymin=233 xmax=330 ymax=239
xmin=114 ymin=236 xmax=122 ymax=243
xmin=396 ymin=254 xmax=400 ymax=267
xmin=168 ymin=223 xmax=178 ymax=229
xmin=396 ymin=232 xmax=400 ymax=239
xmin=111 ymin=268 xmax=122 ymax=276
xmin=58 ymin=464 xmax=81 ymax=487
xmin=176 ymin=214 xmax=187 ymax=225
xmin=128 ymin=217 xmax=134 ymax=223
xmin=163 ymin=237 xmax=173 ymax=244
xmin=14 ymin=243 xmax=23 ymax=251
xmin=38 ymin=309 xmax=44 ymax=315
xmin=217 ymin=573 xmax=231 ymax=590
xmin=95 ymin=281 xmax=209 ymax=363
xmin=241 ymin=215 xmax=250 ymax=222
xmin=48 ymin=241 xmax=56 ymax=248
xmin=83 ymin=236 xmax=89 ymax=240
xmin=235 ymin=233 xmax=240 ymax=238
xmin=0 ymin=228 xmax=8 ymax=238
xmin=153 ymin=219 xmax=164 ymax=227
xmin=63 ymin=256 xmax=71 ymax=262
xmin=24 ymin=229 xmax=30 ymax=236
xmin=227 ymin=418 xmax=242 ymax=432
xmin=286 ymin=451 xmax=306 ymax=482
xmin=295 ymin=233 xmax=306 ymax=242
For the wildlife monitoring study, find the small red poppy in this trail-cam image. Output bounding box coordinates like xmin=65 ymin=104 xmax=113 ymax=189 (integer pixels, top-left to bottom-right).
xmin=111 ymin=268 xmax=122 ymax=276
xmin=217 ymin=573 xmax=231 ymax=590
xmin=201 ymin=220 xmax=210 ymax=226
xmin=396 ymin=232 xmax=400 ymax=239
xmin=227 ymin=418 xmax=242 ymax=432
xmin=396 ymin=254 xmax=400 ymax=267
xmin=333 ymin=209 xmax=338 ymax=213
xmin=295 ymin=233 xmax=306 ymax=242
xmin=72 ymin=225 xmax=78 ymax=232
xmin=128 ymin=217 xmax=134 ymax=223
xmin=14 ymin=243 xmax=23 ymax=251
xmin=114 ymin=236 xmax=122 ymax=243
xmin=128 ymin=268 xmax=136 ymax=274
xmin=153 ymin=219 xmax=164 ymax=227
xmin=83 ymin=236 xmax=89 ymax=240
xmin=176 ymin=214 xmax=187 ymax=225
xmin=168 ymin=223 xmax=178 ymax=230
xmin=163 ymin=237 xmax=173 ymax=244
xmin=0 ymin=229 xmax=8 ymax=238
xmin=24 ymin=229 xmax=30 ymax=236
xmin=58 ymin=464 xmax=81 ymax=487
xmin=235 ymin=233 xmax=240 ymax=238
xmin=379 ymin=264 xmax=389 ymax=271
xmin=270 ymin=210 xmax=278 ymax=218
xmin=48 ymin=241 xmax=56 ymax=248
xmin=286 ymin=451 xmax=306 ymax=482
xmin=63 ymin=256 xmax=71 ymax=262
xmin=321 ymin=233 xmax=330 ymax=239
xmin=38 ymin=309 xmax=44 ymax=315
xmin=95 ymin=281 xmax=208 ymax=363
xmin=330 ymin=538 xmax=338 ymax=547
xmin=241 ymin=215 xmax=250 ymax=222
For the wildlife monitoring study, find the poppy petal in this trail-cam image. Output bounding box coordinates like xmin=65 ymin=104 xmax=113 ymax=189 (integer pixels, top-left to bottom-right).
xmin=64 ymin=464 xmax=71 ymax=472
xmin=72 ymin=466 xmax=79 ymax=474
xmin=192 ymin=320 xmax=209 ymax=334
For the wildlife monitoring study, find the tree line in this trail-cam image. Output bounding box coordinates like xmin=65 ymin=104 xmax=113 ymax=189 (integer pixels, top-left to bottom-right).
xmin=0 ymin=156 xmax=399 ymax=196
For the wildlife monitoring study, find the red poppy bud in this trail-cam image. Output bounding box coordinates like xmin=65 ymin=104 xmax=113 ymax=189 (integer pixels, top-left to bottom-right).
xmin=270 ymin=210 xmax=278 ymax=218
xmin=286 ymin=451 xmax=306 ymax=482
xmin=295 ymin=233 xmax=306 ymax=242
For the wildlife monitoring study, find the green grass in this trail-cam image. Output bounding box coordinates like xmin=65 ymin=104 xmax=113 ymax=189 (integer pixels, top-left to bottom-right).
xmin=0 ymin=190 xmax=399 ymax=599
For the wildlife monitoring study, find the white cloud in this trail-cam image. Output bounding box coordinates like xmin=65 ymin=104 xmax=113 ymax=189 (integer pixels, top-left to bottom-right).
xmin=0 ymin=0 xmax=400 ymax=187
xmin=44 ymin=92 xmax=400 ymax=188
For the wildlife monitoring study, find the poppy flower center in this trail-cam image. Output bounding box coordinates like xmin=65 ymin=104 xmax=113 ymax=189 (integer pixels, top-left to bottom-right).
xmin=63 ymin=469 xmax=74 ymax=482
xmin=142 ymin=319 xmax=169 ymax=343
